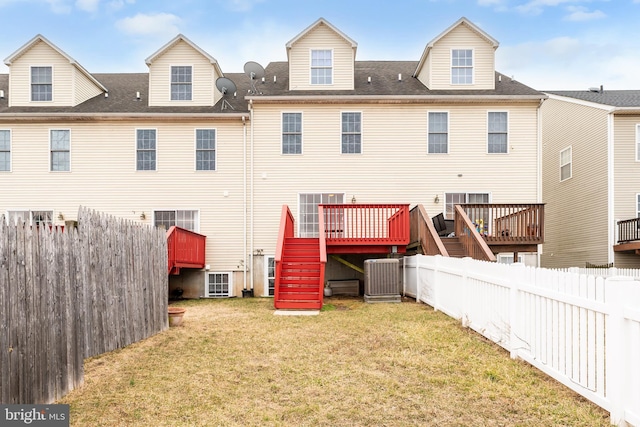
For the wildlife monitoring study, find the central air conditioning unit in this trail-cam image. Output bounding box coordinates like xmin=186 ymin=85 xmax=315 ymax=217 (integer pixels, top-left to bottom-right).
xmin=364 ymin=258 xmax=401 ymax=303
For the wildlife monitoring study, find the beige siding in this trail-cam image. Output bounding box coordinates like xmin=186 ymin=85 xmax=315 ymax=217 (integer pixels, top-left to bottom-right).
xmin=73 ymin=67 xmax=102 ymax=105
xmin=419 ymin=24 xmax=495 ymax=90
xmin=1 ymin=120 xmax=246 ymax=285
xmin=250 ymin=102 xmax=539 ymax=252
xmin=148 ymin=40 xmax=220 ymax=107
xmin=540 ymin=97 xmax=610 ymax=268
xmin=288 ymin=23 xmax=355 ymax=91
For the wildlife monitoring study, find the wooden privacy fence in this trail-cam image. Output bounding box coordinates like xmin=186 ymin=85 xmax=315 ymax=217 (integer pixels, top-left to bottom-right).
xmin=0 ymin=207 xmax=168 ymax=404
xmin=403 ymin=255 xmax=640 ymax=426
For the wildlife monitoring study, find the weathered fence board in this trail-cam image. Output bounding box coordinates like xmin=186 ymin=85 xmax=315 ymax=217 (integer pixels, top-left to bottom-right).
xmin=0 ymin=207 xmax=168 ymax=404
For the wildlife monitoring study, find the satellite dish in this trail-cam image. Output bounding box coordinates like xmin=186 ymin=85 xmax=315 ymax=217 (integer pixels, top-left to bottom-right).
xmin=244 ymin=61 xmax=265 ymax=95
xmin=215 ymin=77 xmax=236 ymax=110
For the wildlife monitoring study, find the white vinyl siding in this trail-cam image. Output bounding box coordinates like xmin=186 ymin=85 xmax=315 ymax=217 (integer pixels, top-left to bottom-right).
xmin=560 ymin=146 xmax=572 ymax=181
xmin=0 ymin=130 xmax=10 ymax=171
xmin=341 ymin=112 xmax=361 ymax=154
xmin=31 ymin=66 xmax=52 ymax=101
xmin=206 ymin=272 xmax=231 ymax=297
xmin=282 ymin=113 xmax=302 ymax=154
xmin=428 ymin=112 xmax=448 ymax=154
xmin=488 ymin=111 xmax=508 ymax=154
xmin=451 ymin=49 xmax=473 ymax=85
xmin=171 ymin=66 xmax=192 ymax=101
xmin=136 ymin=129 xmax=156 ymax=171
xmin=195 ymin=129 xmax=215 ymax=171
xmin=310 ymin=49 xmax=332 ymax=85
xmin=154 ymin=209 xmax=199 ymax=232
xmin=50 ymin=129 xmax=70 ymax=172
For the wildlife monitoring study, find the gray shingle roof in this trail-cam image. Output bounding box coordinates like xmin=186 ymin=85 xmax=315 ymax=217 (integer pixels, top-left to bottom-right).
xmin=0 ymin=61 xmax=544 ymax=116
xmin=545 ymin=90 xmax=640 ymax=108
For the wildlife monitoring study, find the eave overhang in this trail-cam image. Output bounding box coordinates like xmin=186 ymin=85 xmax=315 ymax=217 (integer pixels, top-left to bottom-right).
xmin=246 ymin=94 xmax=546 ymax=105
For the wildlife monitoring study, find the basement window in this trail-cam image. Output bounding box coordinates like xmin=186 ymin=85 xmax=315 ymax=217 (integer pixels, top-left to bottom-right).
xmin=206 ymin=272 xmax=231 ymax=297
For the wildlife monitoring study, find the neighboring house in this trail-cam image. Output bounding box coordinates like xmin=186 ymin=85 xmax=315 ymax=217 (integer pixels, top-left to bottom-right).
xmin=541 ymin=89 xmax=640 ymax=268
xmin=0 ymin=17 xmax=546 ymax=299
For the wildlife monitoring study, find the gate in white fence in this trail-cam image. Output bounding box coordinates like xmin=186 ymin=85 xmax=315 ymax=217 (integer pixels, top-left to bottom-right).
xmin=403 ymin=255 xmax=640 ymax=427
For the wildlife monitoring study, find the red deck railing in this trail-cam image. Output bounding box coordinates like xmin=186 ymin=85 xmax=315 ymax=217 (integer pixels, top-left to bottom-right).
xmin=320 ymin=204 xmax=410 ymax=253
xmin=166 ymin=226 xmax=206 ymax=275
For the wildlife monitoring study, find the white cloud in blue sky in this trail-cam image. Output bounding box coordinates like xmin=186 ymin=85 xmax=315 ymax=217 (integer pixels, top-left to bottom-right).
xmin=115 ymin=12 xmax=182 ymax=37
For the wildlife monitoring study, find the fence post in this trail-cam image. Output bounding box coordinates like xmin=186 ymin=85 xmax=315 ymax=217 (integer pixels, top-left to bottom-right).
xmin=432 ymin=255 xmax=442 ymax=312
xmin=605 ymin=276 xmax=634 ymax=426
xmin=509 ymin=262 xmax=526 ymax=359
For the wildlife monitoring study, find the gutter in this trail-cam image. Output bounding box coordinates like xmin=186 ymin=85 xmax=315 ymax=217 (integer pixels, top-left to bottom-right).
xmin=245 ymin=94 xmax=547 ymax=104
xmin=0 ymin=112 xmax=250 ymax=121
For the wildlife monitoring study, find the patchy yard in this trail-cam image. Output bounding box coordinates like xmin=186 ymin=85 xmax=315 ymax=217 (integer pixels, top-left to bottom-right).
xmin=59 ymin=297 xmax=609 ymax=426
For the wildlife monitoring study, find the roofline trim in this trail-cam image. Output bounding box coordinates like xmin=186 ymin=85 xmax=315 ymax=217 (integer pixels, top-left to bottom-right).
xmin=285 ymin=18 xmax=357 ymax=50
xmin=245 ymin=94 xmax=546 ymax=103
xmin=0 ymin=112 xmax=250 ymax=121
xmin=145 ymin=34 xmax=224 ymax=76
xmin=543 ymin=93 xmax=616 ymax=111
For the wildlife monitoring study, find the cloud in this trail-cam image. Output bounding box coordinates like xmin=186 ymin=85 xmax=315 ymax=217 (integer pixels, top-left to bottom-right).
xmin=515 ymin=0 xmax=581 ymax=16
xmin=219 ymin=0 xmax=265 ymax=12
xmin=75 ymin=0 xmax=99 ymax=12
xmin=116 ymin=12 xmax=182 ymax=37
xmin=564 ymin=6 xmax=606 ymax=21
xmin=45 ymin=0 xmax=72 ymax=14
xmin=107 ymin=0 xmax=134 ymax=11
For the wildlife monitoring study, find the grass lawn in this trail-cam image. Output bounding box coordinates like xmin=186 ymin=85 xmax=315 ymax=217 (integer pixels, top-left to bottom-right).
xmin=59 ymin=297 xmax=610 ymax=426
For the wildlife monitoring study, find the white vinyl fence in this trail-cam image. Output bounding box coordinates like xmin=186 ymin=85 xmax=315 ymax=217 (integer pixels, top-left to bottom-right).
xmin=403 ymin=255 xmax=640 ymax=427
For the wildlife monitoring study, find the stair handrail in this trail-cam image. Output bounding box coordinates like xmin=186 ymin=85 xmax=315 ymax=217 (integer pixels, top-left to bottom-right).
xmin=274 ymin=205 xmax=295 ymax=304
xmin=167 ymin=226 xmax=177 ymax=274
xmin=409 ymin=204 xmax=449 ymax=256
xmin=317 ymin=205 xmax=328 ymax=301
xmin=454 ymin=205 xmax=496 ymax=262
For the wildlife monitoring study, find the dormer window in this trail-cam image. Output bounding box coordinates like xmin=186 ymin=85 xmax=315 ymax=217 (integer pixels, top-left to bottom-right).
xmin=171 ymin=66 xmax=192 ymax=100
xmin=451 ymin=49 xmax=473 ymax=85
xmin=310 ymin=50 xmax=332 ymax=85
xmin=31 ymin=66 xmax=52 ymax=101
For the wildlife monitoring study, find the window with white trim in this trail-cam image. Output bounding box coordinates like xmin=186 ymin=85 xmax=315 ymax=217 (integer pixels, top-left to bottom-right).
xmin=299 ymin=193 xmax=344 ymax=237
xmin=137 ymin=129 xmax=156 ymax=171
xmin=50 ymin=130 xmax=70 ymax=171
xmin=7 ymin=210 xmax=53 ymax=226
xmin=0 ymin=130 xmax=10 ymax=171
xmin=311 ymin=49 xmax=332 ymax=85
xmin=207 ymin=272 xmax=230 ymax=297
xmin=154 ymin=210 xmax=199 ymax=232
xmin=560 ymin=146 xmax=572 ymax=181
xmin=636 ymin=124 xmax=640 ymax=161
xmin=341 ymin=112 xmax=361 ymax=154
xmin=636 ymin=194 xmax=640 ymax=218
xmin=488 ymin=112 xmax=508 ymax=154
xmin=171 ymin=66 xmax=192 ymax=101
xmin=445 ymin=193 xmax=489 ymax=220
xmin=282 ymin=113 xmax=302 ymax=154
xmin=428 ymin=112 xmax=448 ymax=154
xmin=265 ymin=256 xmax=275 ymax=297
xmin=451 ymin=49 xmax=473 ymax=85
xmin=31 ymin=66 xmax=52 ymax=101
xmin=195 ymin=129 xmax=216 ymax=171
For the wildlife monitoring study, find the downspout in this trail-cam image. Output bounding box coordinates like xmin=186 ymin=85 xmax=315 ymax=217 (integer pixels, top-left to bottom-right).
xmin=242 ymin=115 xmax=247 ymax=291
xmin=249 ymin=99 xmax=255 ymax=292
xmin=607 ymin=111 xmax=615 ymax=265
xmin=537 ymin=97 xmax=545 ymax=267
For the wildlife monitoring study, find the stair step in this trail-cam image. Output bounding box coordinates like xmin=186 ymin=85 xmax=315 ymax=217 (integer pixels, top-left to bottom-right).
xmin=275 ymin=300 xmax=322 ymax=310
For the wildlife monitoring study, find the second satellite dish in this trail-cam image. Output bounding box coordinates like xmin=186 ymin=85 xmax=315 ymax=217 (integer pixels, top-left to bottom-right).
xmin=244 ymin=61 xmax=265 ymax=95
xmin=215 ymin=77 xmax=236 ymax=110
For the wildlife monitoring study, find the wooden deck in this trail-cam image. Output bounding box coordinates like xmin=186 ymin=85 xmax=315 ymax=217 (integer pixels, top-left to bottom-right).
xmin=614 ymin=217 xmax=640 ymax=254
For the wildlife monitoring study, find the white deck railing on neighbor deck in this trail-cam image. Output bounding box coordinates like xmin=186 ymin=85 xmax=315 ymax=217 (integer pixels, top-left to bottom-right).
xmin=403 ymin=255 xmax=640 ymax=427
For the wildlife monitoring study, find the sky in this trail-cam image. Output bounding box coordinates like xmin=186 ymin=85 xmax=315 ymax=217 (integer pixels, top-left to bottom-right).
xmin=0 ymin=0 xmax=639 ymax=91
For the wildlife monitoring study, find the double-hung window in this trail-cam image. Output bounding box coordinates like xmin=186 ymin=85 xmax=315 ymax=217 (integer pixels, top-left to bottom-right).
xmin=195 ymin=129 xmax=216 ymax=171
xmin=171 ymin=66 xmax=192 ymax=101
xmin=206 ymin=272 xmax=231 ymax=297
xmin=299 ymin=193 xmax=344 ymax=237
xmin=341 ymin=112 xmax=361 ymax=154
xmin=282 ymin=113 xmax=302 ymax=154
xmin=636 ymin=124 xmax=640 ymax=161
xmin=50 ymin=130 xmax=70 ymax=171
xmin=137 ymin=129 xmax=156 ymax=171
xmin=31 ymin=66 xmax=52 ymax=101
xmin=428 ymin=112 xmax=448 ymax=154
xmin=0 ymin=130 xmax=10 ymax=171
xmin=560 ymin=147 xmax=572 ymax=181
xmin=451 ymin=49 xmax=473 ymax=85
xmin=311 ymin=49 xmax=332 ymax=85
xmin=488 ymin=112 xmax=508 ymax=153
xmin=154 ymin=210 xmax=199 ymax=232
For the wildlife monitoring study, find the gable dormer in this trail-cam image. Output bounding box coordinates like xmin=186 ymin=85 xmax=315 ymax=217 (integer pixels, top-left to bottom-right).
xmin=3 ymin=35 xmax=106 ymax=107
xmin=414 ymin=17 xmax=499 ymax=90
xmin=145 ymin=35 xmax=223 ymax=107
xmin=286 ymin=18 xmax=357 ymax=91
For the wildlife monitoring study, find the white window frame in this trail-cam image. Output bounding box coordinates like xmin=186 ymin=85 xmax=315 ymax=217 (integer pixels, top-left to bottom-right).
xmin=195 ymin=128 xmax=216 ymax=171
xmin=560 ymin=146 xmax=572 ymax=182
xmin=30 ymin=65 xmax=53 ymax=102
xmin=170 ymin=65 xmax=193 ymax=101
xmin=428 ymin=111 xmax=449 ymax=154
xmin=50 ymin=129 xmax=70 ymax=172
xmin=487 ymin=111 xmax=509 ymax=154
xmin=205 ymin=272 xmax=232 ymax=298
xmin=264 ymin=255 xmax=275 ymax=297
xmin=153 ymin=209 xmax=200 ymax=232
xmin=636 ymin=194 xmax=640 ymax=218
xmin=0 ymin=129 xmax=11 ymax=172
xmin=451 ymin=49 xmax=474 ymax=85
xmin=282 ymin=112 xmax=303 ymax=155
xmin=635 ymin=124 xmax=640 ymax=162
xmin=310 ymin=49 xmax=333 ymax=85
xmin=136 ymin=128 xmax=157 ymax=171
xmin=341 ymin=111 xmax=362 ymax=154
xmin=6 ymin=210 xmax=54 ymax=226
xmin=298 ymin=192 xmax=345 ymax=238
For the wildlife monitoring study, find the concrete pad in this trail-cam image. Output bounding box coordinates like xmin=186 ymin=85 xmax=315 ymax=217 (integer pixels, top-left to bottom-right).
xmin=274 ymin=310 xmax=320 ymax=316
